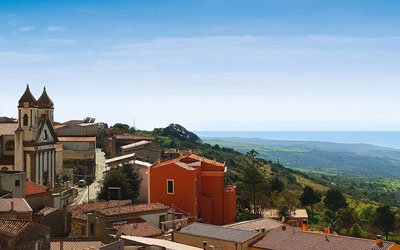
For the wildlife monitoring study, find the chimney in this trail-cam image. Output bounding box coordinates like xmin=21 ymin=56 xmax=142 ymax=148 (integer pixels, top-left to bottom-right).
xmin=10 ymin=201 xmax=14 ymax=211
xmin=203 ymin=241 xmax=207 ymax=250
xmin=376 ymin=235 xmax=383 ymax=247
xmin=301 ymin=219 xmax=308 ymax=231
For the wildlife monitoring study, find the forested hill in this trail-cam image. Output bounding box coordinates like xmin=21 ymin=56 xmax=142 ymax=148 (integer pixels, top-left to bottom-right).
xmin=131 ymin=124 xmax=400 ymax=208
xmin=202 ymin=137 xmax=400 ymax=178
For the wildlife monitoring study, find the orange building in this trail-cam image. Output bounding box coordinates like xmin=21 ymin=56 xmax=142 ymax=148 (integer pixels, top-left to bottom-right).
xmin=149 ymin=154 xmax=236 ymax=225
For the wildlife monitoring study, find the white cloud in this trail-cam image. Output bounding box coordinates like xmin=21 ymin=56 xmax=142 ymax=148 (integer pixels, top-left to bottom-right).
xmin=45 ymin=38 xmax=76 ymax=45
xmin=18 ymin=26 xmax=34 ymax=32
xmin=46 ymin=26 xmax=66 ymax=32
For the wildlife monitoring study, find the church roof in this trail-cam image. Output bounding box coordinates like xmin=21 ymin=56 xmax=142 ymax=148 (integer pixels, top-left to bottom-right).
xmin=37 ymin=87 xmax=54 ymax=109
xmin=18 ymin=84 xmax=37 ymax=108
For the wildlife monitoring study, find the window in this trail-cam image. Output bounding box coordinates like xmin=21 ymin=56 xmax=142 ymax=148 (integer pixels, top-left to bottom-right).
xmin=15 ymin=180 xmax=20 ymax=187
xmin=167 ymin=179 xmax=174 ymax=194
xmin=5 ymin=141 xmax=14 ymax=151
xmin=90 ymin=223 xmax=95 ymax=235
xmin=43 ymin=130 xmax=48 ymax=140
xmin=23 ymin=114 xmax=28 ymax=126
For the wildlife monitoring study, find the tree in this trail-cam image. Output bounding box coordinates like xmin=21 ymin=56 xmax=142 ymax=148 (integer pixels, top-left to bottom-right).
xmin=374 ymin=205 xmax=395 ymax=240
xmin=300 ymin=186 xmax=321 ymax=217
xmin=337 ymin=207 xmax=359 ymax=236
xmin=98 ymin=164 xmax=142 ymax=201
xmin=240 ymin=150 xmax=266 ymax=215
xmin=270 ymin=176 xmax=285 ymax=193
xmin=324 ymin=189 xmax=348 ymax=213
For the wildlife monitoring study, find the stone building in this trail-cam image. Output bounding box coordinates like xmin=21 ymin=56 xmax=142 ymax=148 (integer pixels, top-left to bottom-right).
xmin=0 ymin=170 xmax=26 ymax=198
xmin=0 ymin=85 xmax=63 ymax=188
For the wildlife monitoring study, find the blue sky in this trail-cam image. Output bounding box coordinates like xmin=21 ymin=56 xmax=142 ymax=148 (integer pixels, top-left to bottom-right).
xmin=0 ymin=0 xmax=400 ymax=130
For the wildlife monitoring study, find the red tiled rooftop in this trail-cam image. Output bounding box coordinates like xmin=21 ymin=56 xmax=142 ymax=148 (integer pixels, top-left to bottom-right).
xmin=251 ymin=227 xmax=395 ymax=250
xmin=68 ymin=200 xmax=132 ymax=213
xmin=50 ymin=239 xmax=103 ymax=250
xmin=0 ymin=219 xmax=30 ymax=237
xmin=26 ymin=180 xmax=52 ymax=197
xmin=97 ymin=203 xmax=169 ymax=216
xmin=153 ymin=154 xmax=225 ymax=170
xmin=114 ymin=218 xmax=163 ymax=237
xmin=0 ymin=198 xmax=32 ymax=213
xmin=69 ymin=200 xmax=132 ymax=221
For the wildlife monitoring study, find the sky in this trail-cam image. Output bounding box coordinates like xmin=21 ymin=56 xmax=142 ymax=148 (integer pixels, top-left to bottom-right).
xmin=0 ymin=0 xmax=400 ymax=131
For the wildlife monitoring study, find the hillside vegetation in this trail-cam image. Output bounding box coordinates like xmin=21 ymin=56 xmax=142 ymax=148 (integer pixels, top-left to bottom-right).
xmin=121 ymin=124 xmax=400 ymax=241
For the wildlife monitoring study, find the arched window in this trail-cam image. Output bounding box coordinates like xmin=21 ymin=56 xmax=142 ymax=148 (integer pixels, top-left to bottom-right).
xmin=23 ymin=114 xmax=28 ymax=126
xmin=5 ymin=141 xmax=14 ymax=151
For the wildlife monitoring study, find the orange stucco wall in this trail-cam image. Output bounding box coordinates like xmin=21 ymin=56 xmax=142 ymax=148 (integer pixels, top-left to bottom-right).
xmin=149 ymin=163 xmax=198 ymax=219
xmin=149 ymin=156 xmax=236 ymax=225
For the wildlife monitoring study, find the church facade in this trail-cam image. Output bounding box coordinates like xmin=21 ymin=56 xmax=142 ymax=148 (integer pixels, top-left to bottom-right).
xmin=0 ymin=85 xmax=62 ymax=188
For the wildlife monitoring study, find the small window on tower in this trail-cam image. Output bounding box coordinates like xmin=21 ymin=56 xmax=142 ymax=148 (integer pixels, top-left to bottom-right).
xmin=15 ymin=180 xmax=20 ymax=187
xmin=167 ymin=179 xmax=174 ymax=194
xmin=23 ymin=114 xmax=28 ymax=126
xmin=43 ymin=130 xmax=48 ymax=140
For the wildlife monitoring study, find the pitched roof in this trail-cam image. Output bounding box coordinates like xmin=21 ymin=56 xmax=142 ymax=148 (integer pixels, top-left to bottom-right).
xmin=177 ymin=222 xmax=262 ymax=244
xmin=37 ymin=207 xmax=59 ymax=216
xmin=68 ymin=200 xmax=132 ymax=213
xmin=18 ymin=84 xmax=37 ymax=108
xmin=37 ymin=87 xmax=54 ymax=109
xmin=58 ymin=136 xmax=96 ymax=142
xmin=0 ymin=219 xmax=30 ymax=237
xmin=50 ymin=239 xmax=103 ymax=250
xmin=114 ymin=134 xmax=155 ymax=141
xmin=0 ymin=123 xmax=18 ymax=136
xmin=224 ymin=218 xmax=282 ymax=232
xmin=251 ymin=227 xmax=394 ymax=250
xmin=152 ymin=154 xmax=225 ymax=171
xmin=114 ymin=218 xmax=163 ymax=237
xmin=0 ymin=198 xmax=32 ymax=212
xmin=121 ymin=140 xmax=152 ymax=150
xmin=121 ymin=235 xmax=202 ymax=250
xmin=264 ymin=209 xmax=308 ymax=219
xmin=26 ymin=180 xmax=52 ymax=197
xmin=97 ymin=203 xmax=169 ymax=216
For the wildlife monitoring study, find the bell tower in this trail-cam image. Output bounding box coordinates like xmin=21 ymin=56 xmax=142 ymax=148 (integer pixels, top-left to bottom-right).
xmin=37 ymin=87 xmax=55 ymax=123
xmin=17 ymin=84 xmax=39 ymax=140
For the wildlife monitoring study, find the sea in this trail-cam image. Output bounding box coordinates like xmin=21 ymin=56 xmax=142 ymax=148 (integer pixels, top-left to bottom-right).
xmin=195 ymin=131 xmax=400 ymax=149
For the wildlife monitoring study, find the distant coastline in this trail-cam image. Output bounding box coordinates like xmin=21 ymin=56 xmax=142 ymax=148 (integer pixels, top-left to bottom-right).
xmin=195 ymin=131 xmax=400 ymax=149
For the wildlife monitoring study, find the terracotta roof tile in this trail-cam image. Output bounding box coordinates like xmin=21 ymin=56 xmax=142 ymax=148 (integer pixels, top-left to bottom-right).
xmin=26 ymin=180 xmax=52 ymax=197
xmin=50 ymin=239 xmax=103 ymax=250
xmin=251 ymin=227 xmax=394 ymax=250
xmin=69 ymin=200 xmax=132 ymax=220
xmin=114 ymin=218 xmax=163 ymax=237
xmin=0 ymin=219 xmax=30 ymax=237
xmin=97 ymin=203 xmax=169 ymax=216
xmin=0 ymin=198 xmax=32 ymax=212
xmin=68 ymin=200 xmax=132 ymax=213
